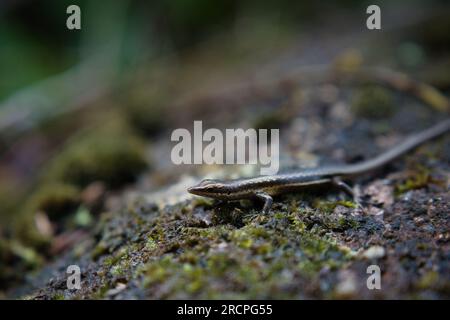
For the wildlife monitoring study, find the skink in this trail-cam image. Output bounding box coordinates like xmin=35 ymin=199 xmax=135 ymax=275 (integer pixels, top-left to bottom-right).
xmin=188 ymin=119 xmax=450 ymax=213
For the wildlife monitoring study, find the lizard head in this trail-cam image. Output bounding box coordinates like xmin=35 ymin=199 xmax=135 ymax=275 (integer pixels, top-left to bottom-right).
xmin=187 ymin=179 xmax=227 ymax=198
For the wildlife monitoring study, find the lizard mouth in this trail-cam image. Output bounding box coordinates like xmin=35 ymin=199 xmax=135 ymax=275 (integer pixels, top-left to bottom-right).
xmin=187 ymin=186 xmax=196 ymax=193
xmin=187 ymin=185 xmax=204 ymax=196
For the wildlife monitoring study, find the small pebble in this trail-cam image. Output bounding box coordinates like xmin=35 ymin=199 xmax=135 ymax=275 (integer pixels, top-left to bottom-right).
xmin=363 ymin=245 xmax=385 ymax=259
xmin=106 ymin=283 xmax=127 ymax=297
xmin=335 ymin=270 xmax=357 ymax=298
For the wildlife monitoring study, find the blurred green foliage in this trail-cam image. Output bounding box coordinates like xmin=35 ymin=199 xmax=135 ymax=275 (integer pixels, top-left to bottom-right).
xmin=0 ymin=0 xmax=82 ymax=99
xmin=0 ymin=0 xmax=383 ymax=101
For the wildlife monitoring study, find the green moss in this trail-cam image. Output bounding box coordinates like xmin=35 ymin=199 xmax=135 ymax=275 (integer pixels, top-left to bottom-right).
xmin=102 ymin=246 xmax=133 ymax=278
xmin=287 ymin=212 xmax=307 ymax=233
xmin=52 ymin=293 xmax=65 ymax=300
xmin=91 ymin=241 xmax=109 ymax=260
xmin=142 ymin=255 xmax=173 ymax=287
xmin=231 ymin=224 xmax=270 ymax=240
xmin=90 ymin=284 xmax=111 ymax=299
xmin=416 ymin=271 xmax=439 ymax=289
xmin=132 ymin=197 xmax=357 ymax=299
xmin=145 ymin=237 xmax=158 ymax=251
xmin=395 ymin=166 xmax=432 ymax=195
xmin=273 ymin=212 xmax=285 ymax=220
xmin=103 ymin=246 xmax=129 ymax=268
xmin=351 ymin=85 xmax=394 ymax=119
xmin=12 ymin=176 xmax=360 ymax=298
xmin=110 ymin=264 xmax=125 ymax=276
xmin=336 ymin=200 xmax=358 ymax=209
xmin=192 ymin=197 xmax=215 ymax=208
xmin=313 ymin=199 xmax=357 ymax=213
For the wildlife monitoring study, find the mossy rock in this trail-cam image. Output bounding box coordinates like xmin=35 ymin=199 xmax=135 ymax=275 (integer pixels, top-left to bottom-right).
xmin=24 ymin=183 xmax=81 ymax=221
xmin=45 ymin=122 xmax=148 ymax=189
xmin=10 ymin=182 xmax=80 ymax=248
xmin=11 ymin=117 xmax=149 ymax=249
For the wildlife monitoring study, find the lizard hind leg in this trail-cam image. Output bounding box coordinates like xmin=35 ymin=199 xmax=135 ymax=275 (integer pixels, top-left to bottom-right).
xmin=331 ymin=177 xmax=364 ymax=210
xmin=255 ymin=191 xmax=273 ymax=214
